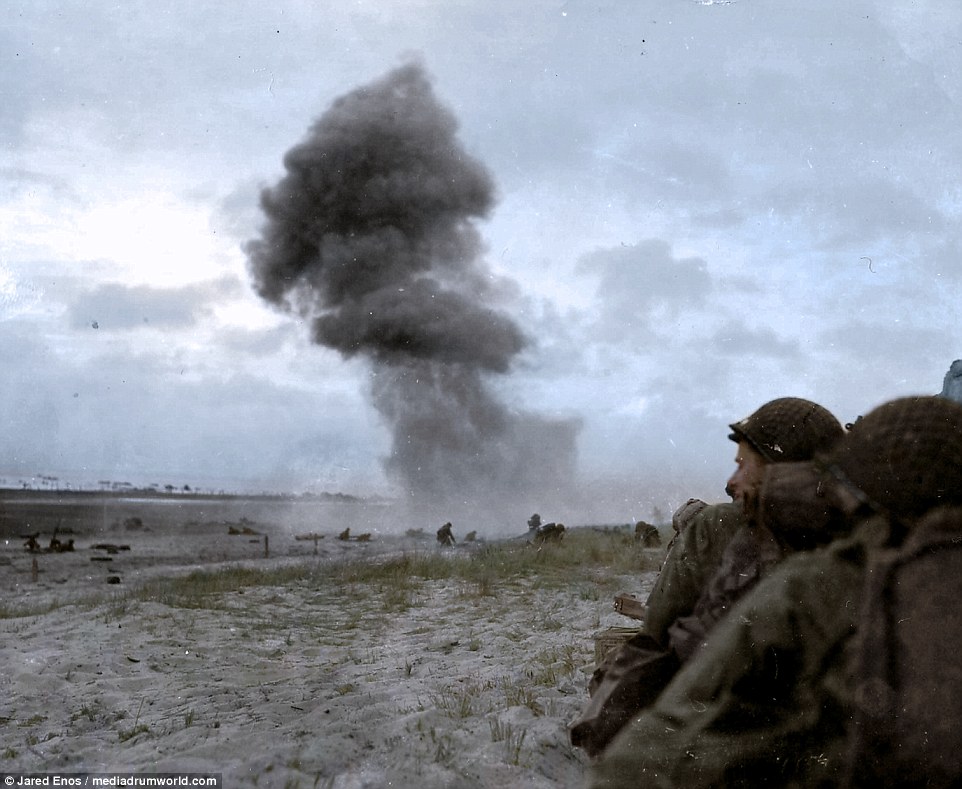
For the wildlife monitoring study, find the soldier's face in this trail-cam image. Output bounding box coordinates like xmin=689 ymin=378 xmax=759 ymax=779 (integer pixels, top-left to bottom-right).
xmin=726 ymin=441 xmax=767 ymax=503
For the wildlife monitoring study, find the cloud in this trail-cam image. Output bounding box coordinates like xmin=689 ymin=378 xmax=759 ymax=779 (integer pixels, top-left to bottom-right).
xmin=218 ymin=324 xmax=298 ymax=358
xmin=764 ymin=175 xmax=947 ymax=250
xmin=68 ymin=277 xmax=241 ymax=331
xmin=602 ymin=140 xmax=733 ymax=204
xmin=0 ymin=167 xmax=76 ymax=202
xmin=819 ymin=319 xmax=951 ymax=366
xmin=576 ymin=239 xmax=713 ymax=343
xmin=918 ymin=236 xmax=962 ymax=283
xmin=710 ymin=321 xmax=801 ymax=359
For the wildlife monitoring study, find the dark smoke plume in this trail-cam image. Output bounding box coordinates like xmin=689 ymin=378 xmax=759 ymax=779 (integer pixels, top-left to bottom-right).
xmin=246 ymin=62 xmax=578 ymax=516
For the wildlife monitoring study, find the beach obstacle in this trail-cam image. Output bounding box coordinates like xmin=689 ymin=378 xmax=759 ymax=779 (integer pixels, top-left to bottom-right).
xmin=295 ymin=533 xmax=326 ymax=554
xmin=92 ymin=543 xmax=131 ymax=554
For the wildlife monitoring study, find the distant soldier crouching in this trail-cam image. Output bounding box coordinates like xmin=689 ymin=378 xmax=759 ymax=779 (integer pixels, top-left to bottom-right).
xmin=533 ymin=522 xmax=565 ymax=545
xmin=437 ymin=522 xmax=456 ymax=547
xmin=634 ymin=521 xmax=662 ymax=547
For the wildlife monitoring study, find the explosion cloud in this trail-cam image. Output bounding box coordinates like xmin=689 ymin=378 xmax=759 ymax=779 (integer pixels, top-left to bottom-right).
xmin=246 ymin=61 xmax=578 ymax=517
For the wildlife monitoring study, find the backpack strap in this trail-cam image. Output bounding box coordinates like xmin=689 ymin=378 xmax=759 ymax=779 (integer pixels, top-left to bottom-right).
xmin=845 ymin=508 xmax=962 ymax=787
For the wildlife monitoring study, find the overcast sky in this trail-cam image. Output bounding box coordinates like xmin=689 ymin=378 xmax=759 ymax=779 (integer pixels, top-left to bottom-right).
xmin=2 ymin=1 xmax=960 ymax=524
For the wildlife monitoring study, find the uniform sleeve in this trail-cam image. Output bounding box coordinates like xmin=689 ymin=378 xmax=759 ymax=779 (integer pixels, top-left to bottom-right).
xmin=644 ymin=503 xmax=745 ymax=646
xmin=592 ymin=551 xmax=863 ymax=789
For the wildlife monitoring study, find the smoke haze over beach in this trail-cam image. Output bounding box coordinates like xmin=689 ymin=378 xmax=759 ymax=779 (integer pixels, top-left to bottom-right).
xmin=246 ymin=63 xmax=579 ymax=522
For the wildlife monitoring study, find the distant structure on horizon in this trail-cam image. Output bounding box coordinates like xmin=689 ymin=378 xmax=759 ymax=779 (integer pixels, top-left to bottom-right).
xmin=940 ymin=359 xmax=962 ymax=405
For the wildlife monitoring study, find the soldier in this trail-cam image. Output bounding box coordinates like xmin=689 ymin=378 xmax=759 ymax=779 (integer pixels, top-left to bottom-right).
xmin=634 ymin=521 xmax=661 ymax=548
xmin=436 ymin=521 xmax=455 ymax=547
xmin=591 ymin=396 xmax=962 ymax=787
xmin=572 ymin=397 xmax=844 ymax=757
xmin=645 ymin=397 xmax=845 ymax=643
xmin=533 ymin=522 xmax=565 ymax=544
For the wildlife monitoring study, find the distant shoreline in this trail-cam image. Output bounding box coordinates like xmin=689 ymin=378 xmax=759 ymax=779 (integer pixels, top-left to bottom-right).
xmin=0 ymin=487 xmax=373 ymax=504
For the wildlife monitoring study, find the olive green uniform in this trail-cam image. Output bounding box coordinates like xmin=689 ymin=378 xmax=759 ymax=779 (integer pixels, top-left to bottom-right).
xmin=644 ymin=501 xmax=746 ymax=646
xmin=591 ymin=516 xmax=891 ymax=788
xmin=572 ymin=504 xmax=771 ymax=756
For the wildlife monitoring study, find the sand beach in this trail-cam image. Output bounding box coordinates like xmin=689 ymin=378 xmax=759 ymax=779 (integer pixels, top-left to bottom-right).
xmin=0 ymin=493 xmax=662 ymax=788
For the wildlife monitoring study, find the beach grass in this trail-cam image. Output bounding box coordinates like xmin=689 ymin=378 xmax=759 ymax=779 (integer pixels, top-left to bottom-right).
xmin=0 ymin=527 xmax=661 ymax=619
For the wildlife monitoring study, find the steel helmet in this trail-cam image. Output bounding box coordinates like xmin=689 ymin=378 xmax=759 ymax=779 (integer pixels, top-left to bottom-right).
xmin=729 ymin=397 xmax=844 ymax=463
xmin=824 ymin=396 xmax=962 ymax=517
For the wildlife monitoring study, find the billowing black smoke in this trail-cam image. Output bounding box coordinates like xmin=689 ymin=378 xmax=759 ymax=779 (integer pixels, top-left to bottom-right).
xmin=246 ymin=62 xmax=578 ymax=518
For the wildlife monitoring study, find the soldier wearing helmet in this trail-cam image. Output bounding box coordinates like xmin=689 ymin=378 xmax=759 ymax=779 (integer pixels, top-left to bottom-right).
xmin=571 ymin=397 xmax=844 ymax=757
xmin=591 ymin=395 xmax=962 ymax=787
xmin=646 ymin=397 xmax=844 ymax=644
xmin=662 ymin=398 xmax=847 ymax=660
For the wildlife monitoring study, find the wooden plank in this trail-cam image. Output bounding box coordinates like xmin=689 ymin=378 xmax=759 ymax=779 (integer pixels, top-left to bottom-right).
xmin=613 ymin=594 xmax=646 ymax=621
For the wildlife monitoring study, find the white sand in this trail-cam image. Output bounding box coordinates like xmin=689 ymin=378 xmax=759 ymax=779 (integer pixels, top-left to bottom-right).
xmin=0 ymin=527 xmax=656 ymax=788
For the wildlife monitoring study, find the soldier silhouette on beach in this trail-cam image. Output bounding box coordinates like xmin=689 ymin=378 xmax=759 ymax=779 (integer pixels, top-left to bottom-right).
xmin=436 ymin=522 xmax=455 ymax=547
xmin=634 ymin=521 xmax=661 ymax=547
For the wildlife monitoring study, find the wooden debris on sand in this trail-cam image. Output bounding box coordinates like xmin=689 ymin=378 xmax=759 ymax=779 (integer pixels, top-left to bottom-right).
xmin=594 ymin=626 xmax=641 ymax=666
xmin=92 ymin=543 xmax=131 ymax=554
xmin=613 ymin=594 xmax=646 ymax=621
